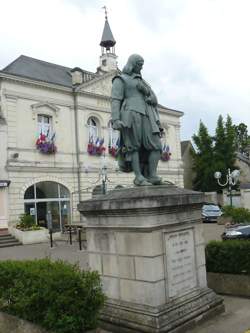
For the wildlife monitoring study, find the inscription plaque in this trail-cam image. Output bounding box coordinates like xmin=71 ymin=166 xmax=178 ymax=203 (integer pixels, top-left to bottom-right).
xmin=166 ymin=229 xmax=197 ymax=298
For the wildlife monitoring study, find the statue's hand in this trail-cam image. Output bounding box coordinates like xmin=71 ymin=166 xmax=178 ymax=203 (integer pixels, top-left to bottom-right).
xmin=112 ymin=120 xmax=124 ymax=130
xmin=137 ymin=81 xmax=149 ymax=96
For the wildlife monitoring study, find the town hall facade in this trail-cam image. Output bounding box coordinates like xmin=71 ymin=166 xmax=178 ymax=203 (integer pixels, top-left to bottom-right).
xmin=0 ymin=16 xmax=184 ymax=231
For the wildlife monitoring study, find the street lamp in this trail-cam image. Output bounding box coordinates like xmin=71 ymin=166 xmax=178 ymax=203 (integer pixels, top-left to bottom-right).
xmin=100 ymin=155 xmax=108 ymax=194
xmin=214 ymin=168 xmax=240 ymax=206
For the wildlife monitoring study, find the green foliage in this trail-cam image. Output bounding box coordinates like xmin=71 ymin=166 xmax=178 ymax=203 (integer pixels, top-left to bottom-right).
xmin=234 ymin=123 xmax=250 ymax=155
xmin=192 ymin=115 xmax=237 ymax=192
xmin=0 ymin=259 xmax=105 ymax=333
xmin=222 ymin=205 xmax=250 ymax=224
xmin=16 ymin=213 xmax=40 ymax=231
xmin=192 ymin=121 xmax=216 ymax=192
xmin=206 ymin=240 xmax=250 ymax=274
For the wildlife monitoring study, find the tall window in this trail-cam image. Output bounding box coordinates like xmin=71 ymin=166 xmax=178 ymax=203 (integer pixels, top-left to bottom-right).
xmin=108 ymin=120 xmax=119 ymax=147
xmin=87 ymin=117 xmax=98 ymax=142
xmin=38 ymin=115 xmax=52 ymax=137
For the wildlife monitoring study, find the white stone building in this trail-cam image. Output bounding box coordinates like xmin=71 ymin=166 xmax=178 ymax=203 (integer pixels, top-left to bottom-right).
xmin=0 ymin=17 xmax=184 ymax=231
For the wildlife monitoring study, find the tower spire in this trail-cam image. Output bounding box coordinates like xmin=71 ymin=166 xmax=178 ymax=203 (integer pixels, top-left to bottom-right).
xmin=98 ymin=6 xmax=117 ymax=74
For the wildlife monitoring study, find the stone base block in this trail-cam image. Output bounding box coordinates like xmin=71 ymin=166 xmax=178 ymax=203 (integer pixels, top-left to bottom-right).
xmin=79 ymin=185 xmax=225 ymax=333
xmin=100 ymin=288 xmax=224 ymax=333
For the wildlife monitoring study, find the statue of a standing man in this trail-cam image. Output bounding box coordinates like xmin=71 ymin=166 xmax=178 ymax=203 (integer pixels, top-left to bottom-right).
xmin=111 ymin=54 xmax=164 ymax=186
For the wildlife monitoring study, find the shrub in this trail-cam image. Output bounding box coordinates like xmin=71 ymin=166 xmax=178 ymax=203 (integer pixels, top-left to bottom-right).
xmin=222 ymin=205 xmax=250 ymax=224
xmin=0 ymin=259 xmax=105 ymax=333
xmin=16 ymin=213 xmax=41 ymax=231
xmin=206 ymin=240 xmax=250 ymax=274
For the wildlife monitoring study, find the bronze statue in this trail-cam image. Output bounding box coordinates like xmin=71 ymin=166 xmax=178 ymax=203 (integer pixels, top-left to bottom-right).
xmin=111 ymin=54 xmax=164 ymax=186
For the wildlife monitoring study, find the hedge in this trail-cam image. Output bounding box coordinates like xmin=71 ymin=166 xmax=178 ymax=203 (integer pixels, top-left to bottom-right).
xmin=222 ymin=205 xmax=250 ymax=224
xmin=206 ymin=240 xmax=250 ymax=275
xmin=0 ymin=259 xmax=105 ymax=333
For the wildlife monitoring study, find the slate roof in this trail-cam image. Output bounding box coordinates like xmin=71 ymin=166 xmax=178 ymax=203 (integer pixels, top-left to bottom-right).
xmin=100 ymin=19 xmax=116 ymax=48
xmin=1 ymin=55 xmax=96 ymax=87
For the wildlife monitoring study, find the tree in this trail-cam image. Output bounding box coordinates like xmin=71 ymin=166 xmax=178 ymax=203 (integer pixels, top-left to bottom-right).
xmin=234 ymin=123 xmax=250 ymax=156
xmin=224 ymin=115 xmax=237 ymax=167
xmin=213 ymin=115 xmax=227 ymax=176
xmin=213 ymin=115 xmax=237 ymax=184
xmin=192 ymin=115 xmax=238 ymax=192
xmin=192 ymin=121 xmax=216 ymax=192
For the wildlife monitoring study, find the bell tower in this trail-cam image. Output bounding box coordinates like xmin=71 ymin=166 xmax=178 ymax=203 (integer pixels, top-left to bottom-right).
xmin=97 ymin=6 xmax=117 ymax=74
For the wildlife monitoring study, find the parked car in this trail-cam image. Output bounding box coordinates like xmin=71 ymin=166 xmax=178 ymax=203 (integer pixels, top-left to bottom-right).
xmin=221 ymin=225 xmax=250 ymax=240
xmin=202 ymin=204 xmax=222 ymax=223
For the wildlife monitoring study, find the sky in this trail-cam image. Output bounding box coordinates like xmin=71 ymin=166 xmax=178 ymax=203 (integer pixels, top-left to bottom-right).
xmin=1 ymin=0 xmax=250 ymax=141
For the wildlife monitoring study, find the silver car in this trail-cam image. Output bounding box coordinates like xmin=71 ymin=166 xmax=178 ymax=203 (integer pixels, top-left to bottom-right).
xmin=202 ymin=204 xmax=222 ymax=223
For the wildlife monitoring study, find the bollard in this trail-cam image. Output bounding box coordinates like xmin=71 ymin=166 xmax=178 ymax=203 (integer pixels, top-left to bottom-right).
xmin=46 ymin=210 xmax=53 ymax=248
xmin=69 ymin=227 xmax=72 ymax=245
xmin=49 ymin=229 xmax=53 ymax=248
xmin=78 ymin=228 xmax=82 ymax=251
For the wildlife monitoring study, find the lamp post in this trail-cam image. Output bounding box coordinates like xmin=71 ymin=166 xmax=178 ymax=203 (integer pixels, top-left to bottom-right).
xmin=100 ymin=155 xmax=108 ymax=194
xmin=214 ymin=168 xmax=240 ymax=206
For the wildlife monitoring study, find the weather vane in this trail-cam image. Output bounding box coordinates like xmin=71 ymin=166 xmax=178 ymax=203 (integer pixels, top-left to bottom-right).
xmin=102 ymin=5 xmax=108 ymax=20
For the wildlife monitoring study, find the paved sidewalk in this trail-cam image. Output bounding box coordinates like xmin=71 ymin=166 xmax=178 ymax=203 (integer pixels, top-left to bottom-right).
xmin=186 ymin=295 xmax=250 ymax=333
xmin=0 ymin=240 xmax=88 ymax=269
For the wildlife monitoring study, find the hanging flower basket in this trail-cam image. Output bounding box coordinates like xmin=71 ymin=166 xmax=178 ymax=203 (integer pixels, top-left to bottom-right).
xmin=161 ymin=144 xmax=171 ymax=162
xmin=36 ymin=133 xmax=57 ymax=154
xmin=87 ymin=137 xmax=106 ymax=156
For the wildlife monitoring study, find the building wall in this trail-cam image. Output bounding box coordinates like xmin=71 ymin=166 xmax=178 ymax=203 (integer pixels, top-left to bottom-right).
xmin=1 ymin=74 xmax=184 ymax=228
xmin=0 ymin=90 xmax=8 ymax=228
xmin=182 ymin=144 xmax=194 ymax=189
xmin=235 ymin=157 xmax=250 ymax=184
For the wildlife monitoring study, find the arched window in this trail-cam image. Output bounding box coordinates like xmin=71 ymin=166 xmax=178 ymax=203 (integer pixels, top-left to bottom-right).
xmin=87 ymin=117 xmax=98 ymax=143
xmin=108 ymin=120 xmax=119 ymax=147
xmin=24 ymin=181 xmax=70 ymax=231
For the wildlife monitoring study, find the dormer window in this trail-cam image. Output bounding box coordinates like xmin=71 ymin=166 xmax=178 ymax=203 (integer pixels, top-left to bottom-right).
xmin=38 ymin=115 xmax=52 ymax=137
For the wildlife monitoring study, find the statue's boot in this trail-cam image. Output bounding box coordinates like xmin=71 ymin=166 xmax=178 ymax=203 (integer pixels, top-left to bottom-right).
xmin=147 ymin=150 xmax=165 ymax=185
xmin=134 ymin=175 xmax=152 ymax=186
xmin=147 ymin=176 xmax=164 ymax=185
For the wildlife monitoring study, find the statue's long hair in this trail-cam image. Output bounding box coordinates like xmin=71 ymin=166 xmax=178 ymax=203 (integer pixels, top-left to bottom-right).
xmin=122 ymin=54 xmax=144 ymax=75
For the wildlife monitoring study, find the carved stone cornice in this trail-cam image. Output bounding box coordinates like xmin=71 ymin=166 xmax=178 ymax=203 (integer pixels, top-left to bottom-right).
xmin=31 ymin=101 xmax=60 ymax=122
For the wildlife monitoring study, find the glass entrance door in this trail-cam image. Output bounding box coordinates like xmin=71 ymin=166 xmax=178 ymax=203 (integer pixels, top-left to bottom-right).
xmin=60 ymin=201 xmax=71 ymax=227
xmin=36 ymin=201 xmax=60 ymax=231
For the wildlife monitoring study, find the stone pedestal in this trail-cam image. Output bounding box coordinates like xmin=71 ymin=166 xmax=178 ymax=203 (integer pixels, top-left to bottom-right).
xmin=78 ymin=185 xmax=224 ymax=333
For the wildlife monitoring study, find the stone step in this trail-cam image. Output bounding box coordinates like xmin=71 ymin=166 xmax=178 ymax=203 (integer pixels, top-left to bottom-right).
xmin=0 ymin=237 xmax=19 ymax=244
xmin=0 ymin=242 xmax=22 ymax=248
xmin=0 ymin=233 xmax=22 ymax=248
xmin=0 ymin=234 xmax=14 ymax=240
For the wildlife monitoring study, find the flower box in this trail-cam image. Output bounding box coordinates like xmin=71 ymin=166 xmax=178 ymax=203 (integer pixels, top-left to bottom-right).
xmin=87 ymin=137 xmax=106 ymax=156
xmin=108 ymin=146 xmax=118 ymax=158
xmin=36 ymin=133 xmax=57 ymax=154
xmin=9 ymin=226 xmax=62 ymax=244
xmin=9 ymin=226 xmax=49 ymax=244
